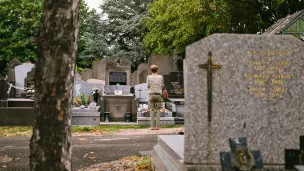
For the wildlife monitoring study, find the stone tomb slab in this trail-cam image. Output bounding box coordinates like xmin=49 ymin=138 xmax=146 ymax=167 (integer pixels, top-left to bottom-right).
xmin=71 ymin=107 xmax=100 ymax=125
xmin=183 ymin=34 xmax=304 ymax=170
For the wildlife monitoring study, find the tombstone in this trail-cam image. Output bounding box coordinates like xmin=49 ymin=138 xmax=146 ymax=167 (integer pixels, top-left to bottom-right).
xmin=92 ymin=60 xmax=106 ymax=80
xmin=151 ymin=34 xmax=304 ymax=171
xmin=137 ymin=63 xmax=149 ymax=84
xmin=105 ymin=57 xmax=131 ymax=85
xmin=131 ymin=70 xmax=138 ymax=85
xmin=80 ymin=68 xmax=93 ymax=81
xmin=7 ymin=58 xmax=21 ymax=98
xmin=135 ymin=83 xmax=148 ymax=101
xmin=163 ymin=71 xmax=184 ymax=98
xmin=101 ymin=85 xmax=137 ymax=122
xmin=71 ymin=106 xmax=100 ymax=125
xmin=75 ymin=72 xmax=81 ymax=81
xmin=15 ymin=63 xmax=34 ymax=96
xmin=7 ymin=58 xmax=21 ymax=82
xmin=23 ymin=67 xmax=35 ymax=99
xmin=148 ymin=55 xmax=174 ymax=76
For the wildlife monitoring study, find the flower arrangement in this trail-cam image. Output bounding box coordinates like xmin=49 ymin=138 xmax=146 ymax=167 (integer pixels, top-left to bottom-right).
xmin=73 ymin=97 xmax=81 ymax=106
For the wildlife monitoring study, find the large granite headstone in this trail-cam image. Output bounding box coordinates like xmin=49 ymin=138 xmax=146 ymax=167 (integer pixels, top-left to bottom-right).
xmin=15 ymin=63 xmax=34 ymax=95
xmin=183 ymin=34 xmax=304 ymax=170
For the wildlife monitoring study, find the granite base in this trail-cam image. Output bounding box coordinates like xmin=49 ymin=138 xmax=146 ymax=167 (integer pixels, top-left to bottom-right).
xmin=151 ymin=135 xmax=287 ymax=171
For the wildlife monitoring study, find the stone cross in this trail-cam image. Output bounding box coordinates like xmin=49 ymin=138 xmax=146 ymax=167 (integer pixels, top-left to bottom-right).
xmin=199 ymin=52 xmax=221 ymax=122
xmin=176 ymin=71 xmax=182 ymax=84
xmin=285 ymin=136 xmax=304 ymax=170
xmin=137 ymin=88 xmax=143 ymax=99
xmin=220 ymin=137 xmax=264 ymax=171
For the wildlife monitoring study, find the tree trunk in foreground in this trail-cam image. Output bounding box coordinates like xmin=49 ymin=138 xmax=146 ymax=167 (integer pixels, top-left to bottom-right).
xmin=29 ymin=0 xmax=79 ymax=170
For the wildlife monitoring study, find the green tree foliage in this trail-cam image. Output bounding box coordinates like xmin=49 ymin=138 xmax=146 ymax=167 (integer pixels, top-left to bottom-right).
xmin=227 ymin=0 xmax=304 ymax=33
xmin=77 ymin=7 xmax=109 ymax=72
xmin=101 ymin=0 xmax=151 ymax=67
xmin=143 ymin=0 xmax=304 ymax=55
xmin=0 ymin=0 xmax=102 ymax=74
xmin=0 ymin=0 xmax=43 ymax=75
xmin=143 ymin=0 xmax=229 ymax=55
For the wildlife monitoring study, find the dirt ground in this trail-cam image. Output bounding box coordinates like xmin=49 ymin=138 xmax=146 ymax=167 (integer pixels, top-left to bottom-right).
xmin=77 ymin=127 xmax=183 ymax=171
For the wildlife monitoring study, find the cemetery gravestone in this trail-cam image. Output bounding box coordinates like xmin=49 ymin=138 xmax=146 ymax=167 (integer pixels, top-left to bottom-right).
xmin=137 ymin=63 xmax=149 ymax=84
xmin=7 ymin=58 xmax=21 ymax=83
xmin=148 ymin=55 xmax=175 ymax=76
xmin=183 ymin=34 xmax=304 ymax=170
xmin=7 ymin=58 xmax=21 ymax=98
xmin=80 ymin=68 xmax=93 ymax=81
xmin=163 ymin=71 xmax=184 ymax=98
xmin=131 ymin=70 xmax=138 ymax=85
xmin=15 ymin=63 xmax=34 ymax=96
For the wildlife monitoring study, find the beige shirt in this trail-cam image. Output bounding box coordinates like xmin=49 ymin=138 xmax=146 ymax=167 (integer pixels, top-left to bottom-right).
xmin=146 ymin=74 xmax=164 ymax=95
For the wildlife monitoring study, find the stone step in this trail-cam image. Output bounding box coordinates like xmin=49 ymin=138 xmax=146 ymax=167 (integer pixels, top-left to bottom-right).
xmin=151 ymin=135 xmax=184 ymax=171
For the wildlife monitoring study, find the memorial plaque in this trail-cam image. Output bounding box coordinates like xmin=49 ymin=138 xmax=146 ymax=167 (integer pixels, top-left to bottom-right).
xmin=109 ymin=72 xmax=127 ymax=85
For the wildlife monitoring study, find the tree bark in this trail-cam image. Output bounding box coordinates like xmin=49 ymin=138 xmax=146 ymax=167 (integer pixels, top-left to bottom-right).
xmin=29 ymin=0 xmax=79 ymax=170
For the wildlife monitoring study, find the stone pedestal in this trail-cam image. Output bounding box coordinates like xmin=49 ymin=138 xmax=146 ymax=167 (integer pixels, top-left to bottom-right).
xmin=101 ymin=95 xmax=137 ymax=122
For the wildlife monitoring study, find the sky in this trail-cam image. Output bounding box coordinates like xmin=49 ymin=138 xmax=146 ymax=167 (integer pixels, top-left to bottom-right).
xmin=85 ymin=0 xmax=103 ymax=11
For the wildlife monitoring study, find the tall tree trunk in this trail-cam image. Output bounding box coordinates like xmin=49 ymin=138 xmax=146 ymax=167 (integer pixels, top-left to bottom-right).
xmin=29 ymin=0 xmax=80 ymax=170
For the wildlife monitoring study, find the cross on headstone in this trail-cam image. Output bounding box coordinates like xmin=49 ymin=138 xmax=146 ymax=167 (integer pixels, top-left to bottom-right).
xmin=176 ymin=71 xmax=182 ymax=84
xmin=137 ymin=88 xmax=143 ymax=99
xmin=285 ymin=136 xmax=304 ymax=170
xmin=199 ymin=52 xmax=221 ymax=123
xmin=220 ymin=137 xmax=264 ymax=171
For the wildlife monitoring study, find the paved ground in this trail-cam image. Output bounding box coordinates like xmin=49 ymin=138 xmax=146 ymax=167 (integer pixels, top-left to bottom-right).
xmin=0 ymin=128 xmax=182 ymax=171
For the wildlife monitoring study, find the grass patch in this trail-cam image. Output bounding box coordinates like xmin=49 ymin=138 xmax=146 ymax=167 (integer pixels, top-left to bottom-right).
xmin=124 ymin=156 xmax=152 ymax=171
xmin=0 ymin=124 xmax=183 ymax=137
xmin=0 ymin=126 xmax=32 ymax=137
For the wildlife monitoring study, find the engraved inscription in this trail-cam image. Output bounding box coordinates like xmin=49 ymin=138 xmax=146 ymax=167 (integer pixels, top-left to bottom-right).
xmin=245 ymin=50 xmax=291 ymax=100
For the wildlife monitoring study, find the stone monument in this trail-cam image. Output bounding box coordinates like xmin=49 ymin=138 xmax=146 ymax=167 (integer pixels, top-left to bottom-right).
xmin=151 ymin=34 xmax=304 ymax=171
